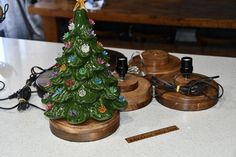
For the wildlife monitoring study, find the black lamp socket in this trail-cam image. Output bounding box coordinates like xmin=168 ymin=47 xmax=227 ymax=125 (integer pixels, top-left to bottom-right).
xmin=180 ymin=57 xmax=193 ymax=79
xmin=116 ymin=57 xmax=128 ymax=80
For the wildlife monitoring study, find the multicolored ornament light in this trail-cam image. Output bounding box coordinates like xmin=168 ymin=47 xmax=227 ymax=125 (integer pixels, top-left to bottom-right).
xmin=68 ymin=55 xmax=76 ymax=63
xmin=97 ymin=58 xmax=105 ymax=64
xmin=81 ymin=44 xmax=90 ymax=53
xmin=97 ymin=41 xmax=103 ymax=47
xmin=60 ymin=64 xmax=67 ymax=72
xmin=46 ymin=104 xmax=53 ymax=111
xmin=79 ymin=67 xmax=86 ymax=75
xmin=63 ymin=32 xmax=70 ymax=40
xmin=68 ymin=110 xmax=78 ymax=116
xmin=98 ymin=105 xmax=107 ymax=113
xmin=65 ymin=41 xmax=71 ymax=49
xmin=65 ymin=79 xmax=74 ymax=86
xmin=78 ymin=89 xmax=86 ymax=97
xmin=102 ymin=50 xmax=108 ymax=56
xmin=53 ymin=88 xmax=63 ymax=97
xmin=118 ymin=95 xmax=126 ymax=102
xmin=68 ymin=22 xmax=75 ymax=31
xmin=88 ymin=18 xmax=95 ymax=25
xmin=94 ymin=77 xmax=102 ymax=85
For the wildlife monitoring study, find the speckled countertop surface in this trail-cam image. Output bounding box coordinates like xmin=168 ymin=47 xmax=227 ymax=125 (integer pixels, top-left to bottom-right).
xmin=0 ymin=37 xmax=235 ymax=157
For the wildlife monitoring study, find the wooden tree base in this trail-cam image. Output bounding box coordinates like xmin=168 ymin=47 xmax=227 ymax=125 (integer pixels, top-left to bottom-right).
xmin=49 ymin=111 xmax=120 ymax=142
xmin=116 ymin=74 xmax=152 ymax=111
xmin=156 ymin=73 xmax=219 ymax=111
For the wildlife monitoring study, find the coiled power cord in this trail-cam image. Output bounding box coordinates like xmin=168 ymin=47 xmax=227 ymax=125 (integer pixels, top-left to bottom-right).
xmin=152 ymin=75 xmax=224 ymax=100
xmin=151 ymin=57 xmax=224 ymax=101
xmin=0 ymin=66 xmax=53 ymax=112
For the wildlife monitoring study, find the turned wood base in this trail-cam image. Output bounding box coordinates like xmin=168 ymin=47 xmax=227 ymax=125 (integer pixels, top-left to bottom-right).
xmin=129 ymin=50 xmax=180 ymax=80
xmin=156 ymin=73 xmax=219 ymax=111
xmin=116 ymin=74 xmax=152 ymax=111
xmin=157 ymin=94 xmax=218 ymax=111
xmin=49 ymin=111 xmax=120 ymax=142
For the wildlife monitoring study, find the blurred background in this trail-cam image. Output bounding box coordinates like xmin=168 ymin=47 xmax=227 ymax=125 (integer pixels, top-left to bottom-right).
xmin=0 ymin=0 xmax=43 ymax=40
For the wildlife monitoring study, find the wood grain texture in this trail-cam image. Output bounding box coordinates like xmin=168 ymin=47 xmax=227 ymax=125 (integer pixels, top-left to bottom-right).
xmin=156 ymin=73 xmax=219 ymax=111
xmin=125 ymin=125 xmax=179 ymax=143
xmin=28 ymin=0 xmax=236 ymax=29
xmin=115 ymin=74 xmax=152 ymax=111
xmin=117 ymin=74 xmax=139 ymax=92
xmin=129 ymin=50 xmax=180 ymax=81
xmin=49 ymin=111 xmax=120 ymax=142
xmin=42 ymin=16 xmax=59 ymax=42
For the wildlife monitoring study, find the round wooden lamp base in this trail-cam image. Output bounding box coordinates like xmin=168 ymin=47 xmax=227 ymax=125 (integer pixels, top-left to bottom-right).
xmin=157 ymin=92 xmax=218 ymax=111
xmin=129 ymin=50 xmax=181 ymax=80
xmin=49 ymin=111 xmax=120 ymax=142
xmin=116 ymin=74 xmax=152 ymax=111
xmin=156 ymin=74 xmax=219 ymax=111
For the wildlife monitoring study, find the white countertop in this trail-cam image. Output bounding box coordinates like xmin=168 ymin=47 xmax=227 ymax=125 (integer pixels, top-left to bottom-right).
xmin=0 ymin=37 xmax=236 ymax=157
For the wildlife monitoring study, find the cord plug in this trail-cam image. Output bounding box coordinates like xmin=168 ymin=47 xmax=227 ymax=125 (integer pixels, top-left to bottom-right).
xmin=8 ymin=92 xmax=18 ymax=99
xmin=7 ymin=86 xmax=31 ymax=100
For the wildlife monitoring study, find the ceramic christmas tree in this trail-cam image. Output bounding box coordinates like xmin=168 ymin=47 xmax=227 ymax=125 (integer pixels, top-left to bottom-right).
xmin=42 ymin=0 xmax=127 ymax=141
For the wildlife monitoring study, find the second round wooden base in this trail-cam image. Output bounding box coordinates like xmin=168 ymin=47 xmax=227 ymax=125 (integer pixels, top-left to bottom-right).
xmin=49 ymin=111 xmax=120 ymax=142
xmin=156 ymin=74 xmax=219 ymax=111
xmin=157 ymin=92 xmax=218 ymax=111
xmin=116 ymin=74 xmax=152 ymax=111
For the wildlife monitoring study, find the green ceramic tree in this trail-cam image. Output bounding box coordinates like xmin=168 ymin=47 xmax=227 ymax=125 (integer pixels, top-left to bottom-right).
xmin=42 ymin=0 xmax=127 ymax=125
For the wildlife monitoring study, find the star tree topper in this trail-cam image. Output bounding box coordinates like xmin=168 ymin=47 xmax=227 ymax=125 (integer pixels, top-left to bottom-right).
xmin=74 ymin=0 xmax=87 ymax=11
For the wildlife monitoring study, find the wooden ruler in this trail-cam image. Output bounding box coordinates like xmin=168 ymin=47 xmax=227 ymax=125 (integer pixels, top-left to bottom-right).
xmin=125 ymin=125 xmax=179 ymax=143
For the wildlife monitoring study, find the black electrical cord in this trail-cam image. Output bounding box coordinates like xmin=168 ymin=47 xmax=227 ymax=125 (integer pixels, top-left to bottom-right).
xmin=0 ymin=80 xmax=5 ymax=91
xmin=27 ymin=66 xmax=53 ymax=86
xmin=0 ymin=100 xmax=45 ymax=111
xmin=0 ymin=85 xmax=45 ymax=111
xmin=0 ymin=65 xmax=54 ymax=112
xmin=151 ymin=75 xmax=224 ymax=100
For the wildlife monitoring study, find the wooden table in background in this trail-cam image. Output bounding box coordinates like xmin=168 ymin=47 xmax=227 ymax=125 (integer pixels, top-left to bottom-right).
xmin=28 ymin=0 xmax=236 ymax=42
